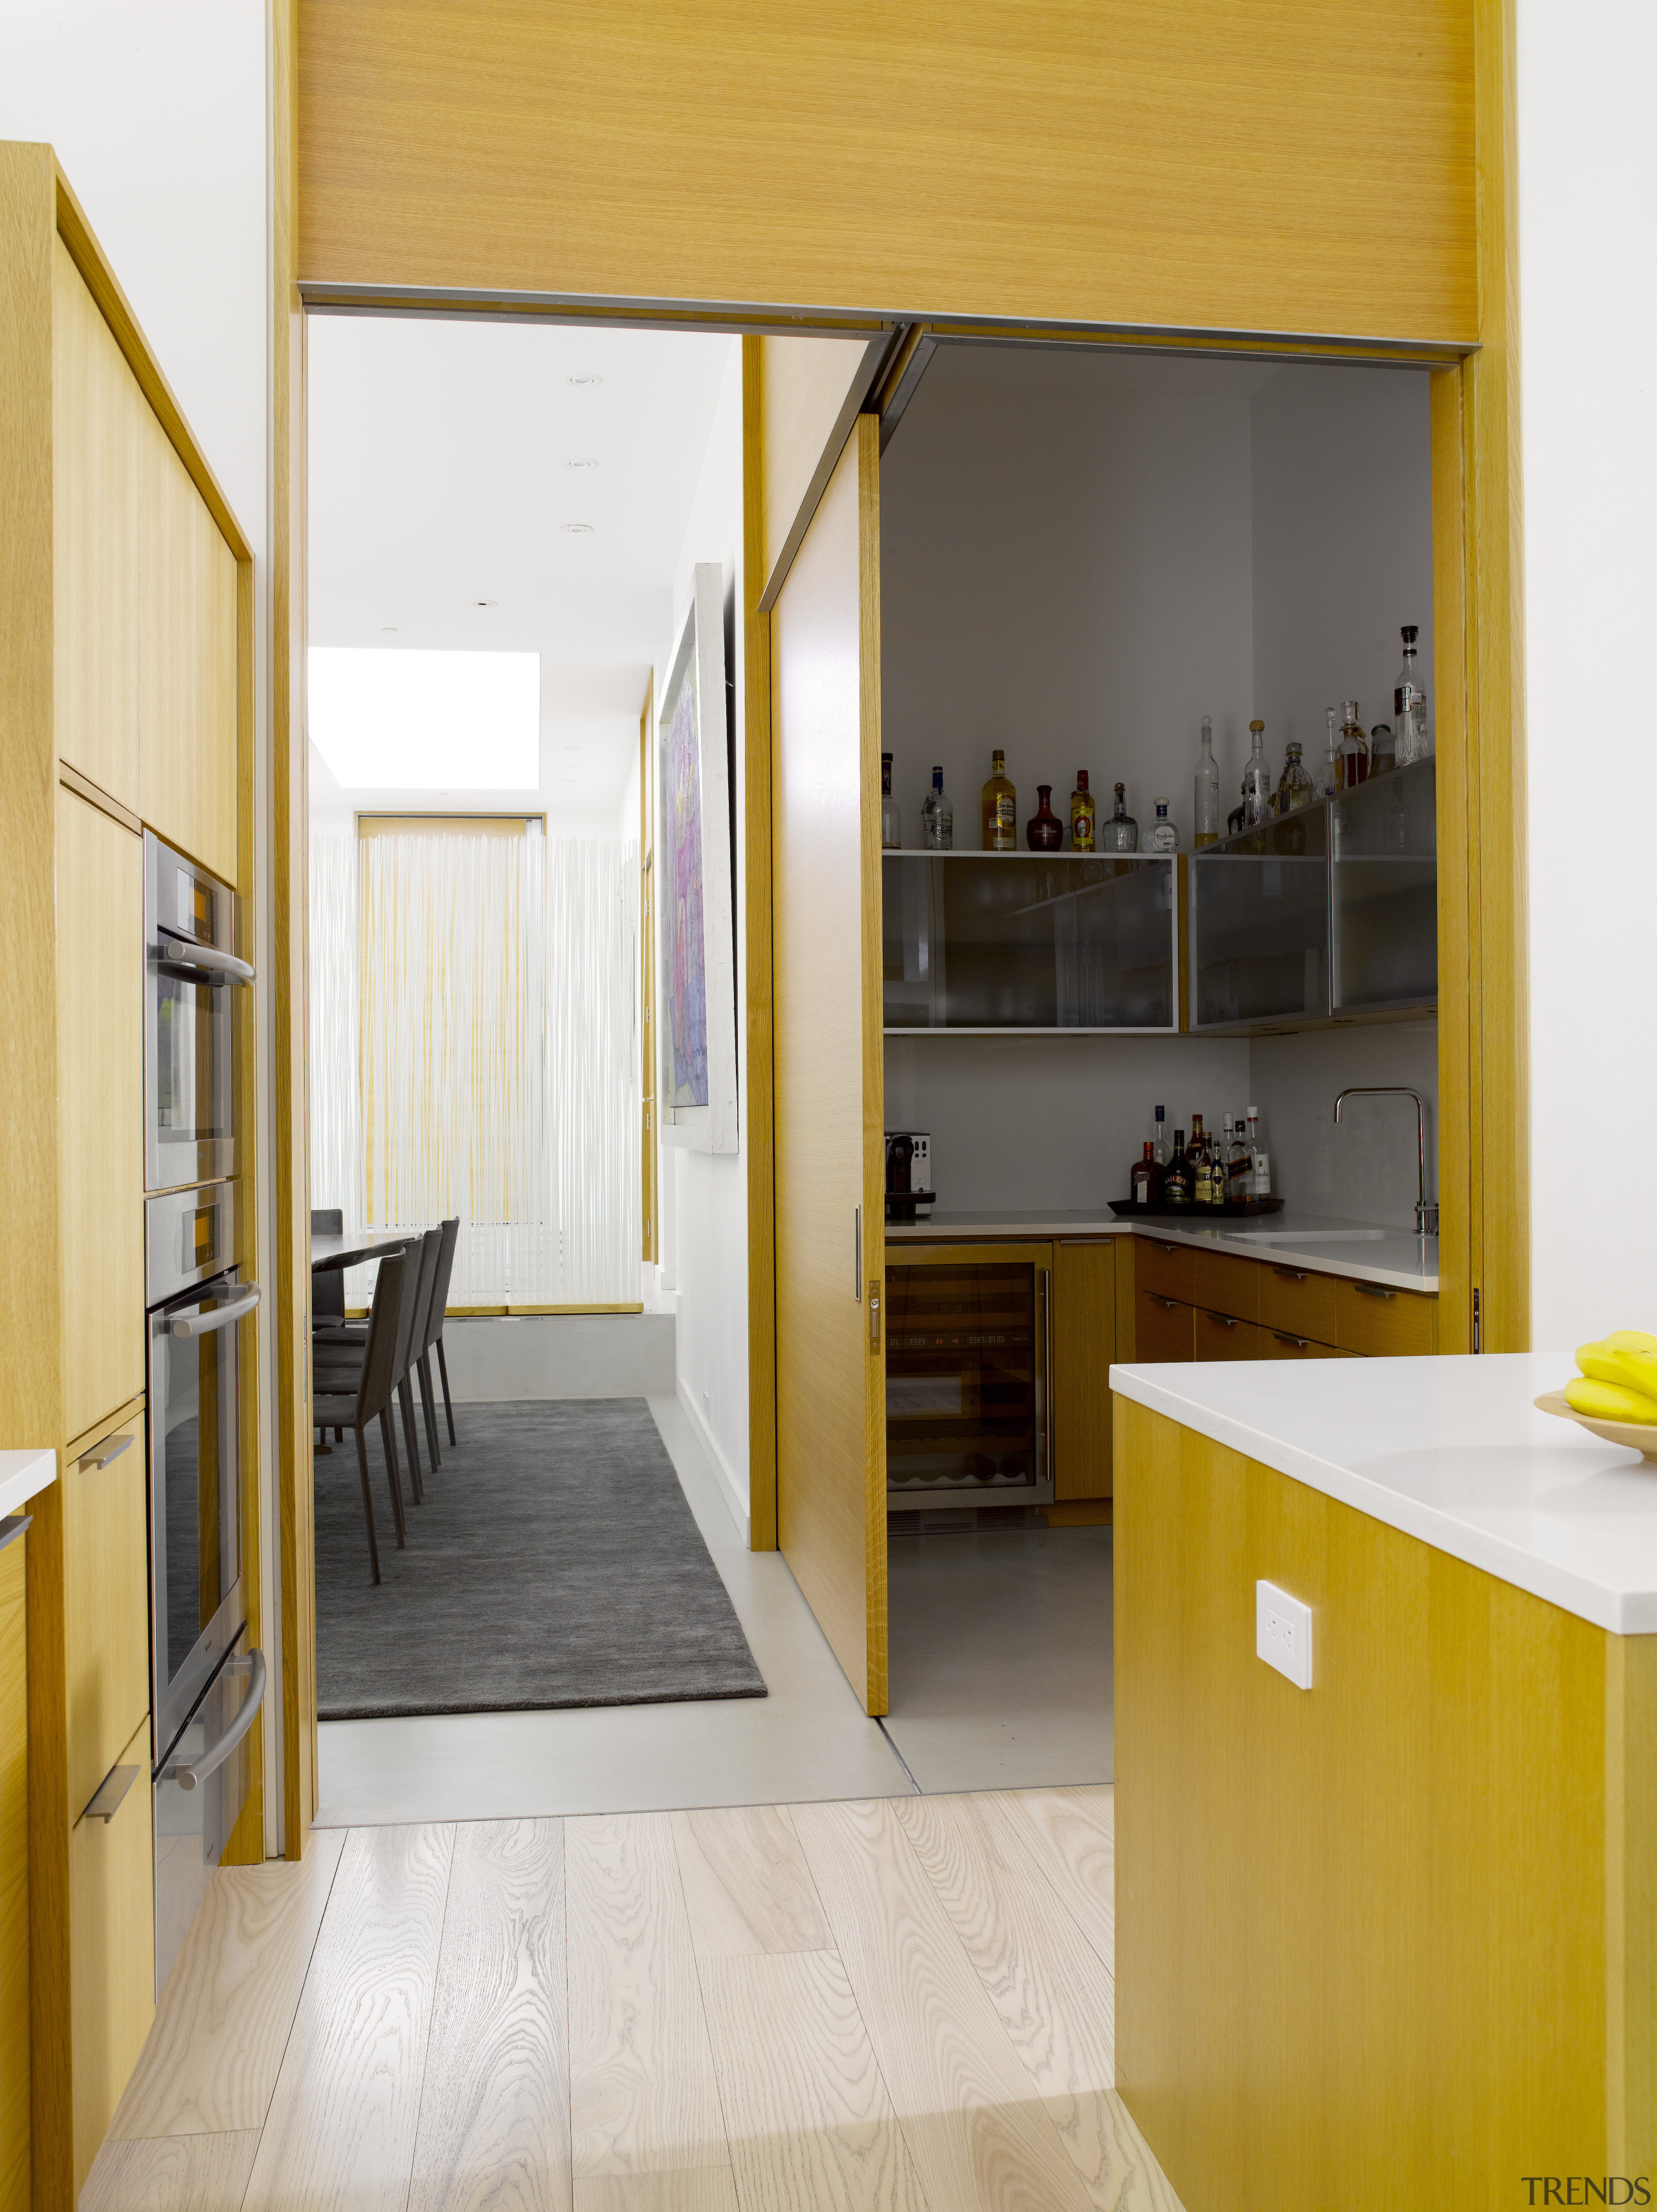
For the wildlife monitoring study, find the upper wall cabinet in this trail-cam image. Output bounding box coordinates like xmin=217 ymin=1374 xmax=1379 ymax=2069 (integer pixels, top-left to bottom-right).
xmin=52 ymin=239 xmax=142 ymax=814
xmin=139 ymin=407 xmax=238 ymax=886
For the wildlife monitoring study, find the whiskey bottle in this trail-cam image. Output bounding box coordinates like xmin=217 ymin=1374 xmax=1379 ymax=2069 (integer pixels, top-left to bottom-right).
xmin=1070 ymin=769 xmax=1096 ymax=852
xmin=1131 ymin=1141 xmax=1160 ymax=1208
xmin=1027 ymin=785 xmax=1063 ymax=850
xmin=1340 ymin=701 xmax=1369 ymax=786
xmin=1394 ymin=625 xmax=1429 ymax=765
xmin=1241 ymin=721 xmax=1273 ymax=827
xmin=1162 ymin=1131 xmax=1193 ymax=1208
xmin=1274 ymin=741 xmax=1315 ymax=814
xmin=1194 ymin=716 xmax=1220 ymax=846
xmin=920 ymin=766 xmax=954 ymax=848
xmin=881 ymin=752 xmax=902 ymax=849
xmin=1188 ymin=1114 xmax=1211 ymax=1206
xmin=1102 ymin=782 xmax=1139 ymax=854
xmin=981 ymin=749 xmax=1017 ymax=851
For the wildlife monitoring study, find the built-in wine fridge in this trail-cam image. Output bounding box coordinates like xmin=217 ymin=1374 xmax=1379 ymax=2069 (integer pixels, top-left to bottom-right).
xmin=885 ymin=1243 xmax=1051 ymax=1508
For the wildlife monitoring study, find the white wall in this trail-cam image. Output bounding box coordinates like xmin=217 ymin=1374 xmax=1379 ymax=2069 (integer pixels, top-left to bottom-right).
xmin=1519 ymin=0 xmax=1656 ymax=1347
xmin=1246 ymin=1023 xmax=1438 ymax=1230
xmin=652 ymin=338 xmax=750 ymax=1534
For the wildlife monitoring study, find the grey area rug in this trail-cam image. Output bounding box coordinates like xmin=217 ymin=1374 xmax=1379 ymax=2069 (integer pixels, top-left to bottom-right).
xmin=313 ymin=1397 xmax=766 ymax=1720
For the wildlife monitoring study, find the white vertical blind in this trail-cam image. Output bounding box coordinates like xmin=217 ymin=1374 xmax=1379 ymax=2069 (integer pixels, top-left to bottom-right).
xmin=309 ymin=824 xmax=639 ymax=1307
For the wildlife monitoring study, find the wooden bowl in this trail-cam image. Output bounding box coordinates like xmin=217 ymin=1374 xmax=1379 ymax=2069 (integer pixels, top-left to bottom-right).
xmin=1534 ymin=1390 xmax=1657 ymax=1463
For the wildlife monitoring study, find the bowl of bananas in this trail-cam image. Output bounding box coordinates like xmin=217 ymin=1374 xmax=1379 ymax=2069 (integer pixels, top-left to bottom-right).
xmin=1536 ymin=1332 xmax=1657 ymax=1462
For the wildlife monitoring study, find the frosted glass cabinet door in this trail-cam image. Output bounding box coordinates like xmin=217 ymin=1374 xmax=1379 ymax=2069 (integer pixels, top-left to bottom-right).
xmin=882 ymin=854 xmax=1175 ymax=1030
xmin=1331 ymin=758 xmax=1438 ymax=1013
xmin=1189 ymin=808 xmax=1329 ymax=1030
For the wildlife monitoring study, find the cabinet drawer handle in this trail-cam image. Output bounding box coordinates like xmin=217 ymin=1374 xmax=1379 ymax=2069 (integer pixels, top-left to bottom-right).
xmin=1148 ymin=1295 xmax=1178 ymax=1310
xmin=1271 ymin=1266 xmax=1309 ymax=1282
xmin=1274 ymin=1332 xmax=1310 ymax=1349
xmin=1206 ymin=1314 xmax=1238 ymax=1329
xmin=77 ymin=1432 xmax=133 ymax=1472
xmin=1354 ymin=1283 xmax=1396 ymax=1300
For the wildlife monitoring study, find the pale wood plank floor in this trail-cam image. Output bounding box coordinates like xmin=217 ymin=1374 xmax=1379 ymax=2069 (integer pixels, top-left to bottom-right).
xmin=82 ymin=1788 xmax=1183 ymax=2212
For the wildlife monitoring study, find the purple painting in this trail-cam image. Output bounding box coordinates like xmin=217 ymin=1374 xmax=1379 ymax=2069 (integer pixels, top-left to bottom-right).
xmin=662 ymin=665 xmax=708 ymax=1107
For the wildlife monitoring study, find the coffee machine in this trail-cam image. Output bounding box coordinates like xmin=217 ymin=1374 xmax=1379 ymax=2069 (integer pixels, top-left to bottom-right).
xmin=885 ymin=1130 xmax=933 ymax=1223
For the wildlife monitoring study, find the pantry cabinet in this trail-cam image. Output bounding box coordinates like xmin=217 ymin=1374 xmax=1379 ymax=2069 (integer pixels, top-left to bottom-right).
xmin=1132 ymin=1238 xmax=1436 ymax=1360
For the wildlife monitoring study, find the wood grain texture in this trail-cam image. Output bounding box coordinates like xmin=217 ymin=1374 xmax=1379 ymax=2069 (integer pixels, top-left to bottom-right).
xmin=790 ymin=1795 xmax=1096 ymax=2211
xmin=69 ymin=1711 xmax=156 ymax=2195
xmin=757 ymin=333 xmax=884 ymax=607
xmin=1332 ymin=1278 xmax=1438 ymax=1356
xmin=994 ymin=1790 xmax=1115 ymax=1976
xmin=296 ymin=0 xmax=1475 ymax=343
xmin=241 ymin=1822 xmax=454 ymax=2212
xmin=79 ymin=2129 xmax=261 ymax=2212
xmin=55 ymin=786 xmax=145 ymax=1450
xmin=407 ymin=1819 xmax=572 ymax=2212
xmin=51 ymin=234 xmax=141 ymax=813
xmin=1605 ymin=1635 xmax=1657 ymax=2174
xmin=1054 ymin=1244 xmax=1114 ymax=1503
xmin=0 ymin=1538 xmax=26 ymax=2212
xmin=1133 ymin=1294 xmax=1193 ymax=1364
xmin=111 ymin=1826 xmax=346 ymax=2138
xmin=1113 ymin=1396 xmax=1629 ymax=2206
xmin=698 ymin=1944 xmax=925 ymax=2211
xmin=670 ymin=1804 xmax=830 ymax=1959
xmin=1430 ymin=364 xmax=1474 ymax=1357
xmin=772 ymin=422 xmax=887 ymax=1715
xmin=61 ymin=1407 xmax=148 ymax=1819
xmin=566 ymin=1813 xmax=728 ymax=2177
xmin=1111 ymin=1238 xmax=1136 ymax=1366
xmin=573 ymin=2173 xmax=738 ymax=2212
xmin=741 ymin=340 xmax=777 ymax=1553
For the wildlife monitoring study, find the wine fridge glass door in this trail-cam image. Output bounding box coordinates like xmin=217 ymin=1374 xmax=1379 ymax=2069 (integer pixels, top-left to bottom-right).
xmin=885 ymin=1257 xmax=1052 ymax=1507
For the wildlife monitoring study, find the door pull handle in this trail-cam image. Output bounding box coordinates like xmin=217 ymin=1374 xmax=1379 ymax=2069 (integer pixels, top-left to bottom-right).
xmin=163 ymin=1649 xmax=266 ymax=1792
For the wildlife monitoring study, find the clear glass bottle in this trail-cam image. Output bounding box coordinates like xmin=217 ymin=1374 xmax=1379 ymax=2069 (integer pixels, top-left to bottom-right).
xmin=1368 ymin=722 xmax=1396 ymax=777
xmin=1394 ymin=625 xmax=1430 ymax=765
xmin=1227 ymin=1115 xmax=1251 ymax=1204
xmin=1319 ymin=705 xmax=1344 ymax=798
xmin=1152 ymin=1102 xmax=1169 ymax=1169
xmin=920 ymin=765 xmax=953 ymax=848
xmin=1102 ymin=782 xmax=1139 ymax=854
xmin=1069 ymin=769 xmax=1096 ymax=852
xmin=1149 ymin=798 xmax=1180 ymax=853
xmin=881 ymin=752 xmax=902 ymax=848
xmin=981 ymin=749 xmax=1016 ymax=851
xmin=1274 ymin=741 xmax=1315 ymax=814
xmin=1247 ymin=1104 xmax=1271 ymax=1198
xmin=1340 ymin=700 xmax=1369 ymax=786
xmin=1242 ymin=720 xmax=1273 ymax=826
xmin=1194 ymin=716 xmax=1219 ymax=847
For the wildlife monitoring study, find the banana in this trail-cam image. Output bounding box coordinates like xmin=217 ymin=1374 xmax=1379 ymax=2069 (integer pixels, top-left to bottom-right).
xmin=1606 ymin=1330 xmax=1657 ymax=1355
xmin=1577 ymin=1341 xmax=1628 ymax=1387
xmin=1612 ymin=1349 xmax=1657 ymax=1404
xmin=1565 ymin=1376 xmax=1657 ymax=1426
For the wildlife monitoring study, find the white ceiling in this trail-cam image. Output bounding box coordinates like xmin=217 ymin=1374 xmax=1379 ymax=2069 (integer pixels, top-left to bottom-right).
xmin=306 ymin=313 xmax=735 ymax=821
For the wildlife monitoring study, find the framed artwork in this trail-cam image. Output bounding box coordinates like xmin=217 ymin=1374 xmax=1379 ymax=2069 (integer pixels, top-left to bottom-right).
xmin=658 ymin=562 xmax=737 ymax=1153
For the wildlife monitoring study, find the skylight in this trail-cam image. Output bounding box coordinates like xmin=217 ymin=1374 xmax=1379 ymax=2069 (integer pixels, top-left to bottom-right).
xmin=308 ymin=648 xmax=541 ymax=789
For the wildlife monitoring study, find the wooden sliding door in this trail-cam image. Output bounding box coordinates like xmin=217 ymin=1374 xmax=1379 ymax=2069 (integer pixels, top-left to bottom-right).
xmin=772 ymin=414 xmax=887 ymax=1716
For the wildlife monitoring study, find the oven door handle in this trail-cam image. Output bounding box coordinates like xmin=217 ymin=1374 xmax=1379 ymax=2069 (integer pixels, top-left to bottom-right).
xmin=163 ymin=1649 xmax=265 ymax=1793
xmin=172 ymin=1284 xmax=261 ymax=1338
xmin=157 ymin=925 xmax=255 ymax=986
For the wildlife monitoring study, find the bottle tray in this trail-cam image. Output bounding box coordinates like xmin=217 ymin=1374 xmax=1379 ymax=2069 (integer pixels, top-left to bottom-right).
xmin=1108 ymin=1195 xmax=1284 ymax=1221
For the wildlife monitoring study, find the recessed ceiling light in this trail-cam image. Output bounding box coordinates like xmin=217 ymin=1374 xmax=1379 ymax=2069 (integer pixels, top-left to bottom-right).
xmin=562 ymin=522 xmax=595 ymax=535
xmin=474 ymin=599 xmax=497 ymax=608
xmin=381 ymin=625 xmax=399 ymax=634
xmin=569 ymin=374 xmax=603 ymax=387
xmin=567 ymin=458 xmax=599 ymax=469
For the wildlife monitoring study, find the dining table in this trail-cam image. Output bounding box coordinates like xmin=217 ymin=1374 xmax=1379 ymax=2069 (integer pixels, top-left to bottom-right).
xmin=309 ymin=1228 xmax=414 ymax=1275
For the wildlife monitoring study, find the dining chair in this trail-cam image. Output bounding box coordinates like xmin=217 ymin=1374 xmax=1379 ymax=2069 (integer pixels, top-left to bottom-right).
xmin=422 ymin=1216 xmax=461 ymax=1448
xmin=313 ymin=1248 xmax=409 ymax=1584
xmin=311 ymin=1208 xmax=345 ymax=1327
xmin=403 ymin=1228 xmax=444 ymax=1476
xmin=315 ymin=1235 xmax=428 ymax=1505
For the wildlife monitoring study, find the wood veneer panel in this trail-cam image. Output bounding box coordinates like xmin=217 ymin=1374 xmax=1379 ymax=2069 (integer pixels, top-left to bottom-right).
xmin=698 ymin=1942 xmax=926 ymax=2212
xmin=1054 ymin=1243 xmax=1114 ymax=1503
xmin=61 ymin=1408 xmax=148 ymax=1819
xmin=111 ymin=1827 xmax=346 ymax=2138
xmin=51 ymin=236 xmax=141 ymax=814
xmin=1333 ymin=1277 xmax=1438 ymax=1356
xmin=772 ymin=420 xmax=887 ymax=1714
xmin=758 ymin=333 xmax=884 ymax=605
xmin=296 ymin=0 xmax=1476 ymax=344
xmin=69 ymin=1712 xmax=156 ymax=2195
xmin=56 ymin=786 xmax=145 ymax=1445
xmin=407 ymin=1819 xmax=571 ymax=2212
xmin=790 ymin=1796 xmax=1096 ymax=2211
xmin=0 ymin=1539 xmax=27 ymax=2212
xmin=79 ymin=2129 xmax=261 ymax=2212
xmin=742 ymin=342 xmax=777 ymax=1551
xmin=241 ymin=1823 xmax=454 ymax=2212
xmin=670 ymin=1804 xmax=830 ymax=1959
xmin=566 ymin=1813 xmax=728 ymax=2178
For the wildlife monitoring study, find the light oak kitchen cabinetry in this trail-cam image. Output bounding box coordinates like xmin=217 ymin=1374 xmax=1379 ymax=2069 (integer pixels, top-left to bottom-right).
xmin=61 ymin=1410 xmax=149 ymax=1830
xmin=66 ymin=1712 xmax=155 ymax=2193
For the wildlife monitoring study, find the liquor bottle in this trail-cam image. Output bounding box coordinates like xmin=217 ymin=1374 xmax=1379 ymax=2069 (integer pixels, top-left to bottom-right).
xmin=1227 ymin=1116 xmax=1251 ymax=1204
xmin=1162 ymin=1130 xmax=1192 ymax=1208
xmin=1275 ymin=742 xmax=1315 ymax=814
xmin=1187 ymin=1114 xmax=1210 ymax=1206
xmin=1341 ymin=701 xmax=1369 ymax=786
xmin=1319 ymin=705 xmax=1344 ymax=798
xmin=1149 ymin=798 xmax=1180 ymax=853
xmin=1027 ymin=785 xmax=1063 ymax=850
xmin=981 ymin=749 xmax=1017 ymax=850
xmin=920 ymin=766 xmax=954 ymax=848
xmin=1247 ymin=1103 xmax=1271 ymax=1198
xmin=1069 ymin=769 xmax=1096 ymax=852
xmin=1131 ymin=1141 xmax=1160 ymax=1208
xmin=1369 ymin=722 xmax=1396 ymax=777
xmin=1102 ymin=782 xmax=1139 ymax=854
xmin=881 ymin=753 xmax=902 ymax=848
xmin=1194 ymin=716 xmax=1219 ymax=846
xmin=1241 ymin=720 xmax=1273 ymax=826
xmin=1152 ymin=1103 xmax=1170 ymax=1169
xmin=1394 ymin=625 xmax=1430 ymax=765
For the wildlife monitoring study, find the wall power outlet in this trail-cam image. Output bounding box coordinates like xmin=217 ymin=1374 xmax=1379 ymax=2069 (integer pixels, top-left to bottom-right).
xmin=1256 ymin=1580 xmax=1314 ymax=1690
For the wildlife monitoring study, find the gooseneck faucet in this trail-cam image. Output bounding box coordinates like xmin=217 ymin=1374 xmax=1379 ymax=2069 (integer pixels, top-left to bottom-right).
xmin=1333 ymin=1087 xmax=1438 ymax=1238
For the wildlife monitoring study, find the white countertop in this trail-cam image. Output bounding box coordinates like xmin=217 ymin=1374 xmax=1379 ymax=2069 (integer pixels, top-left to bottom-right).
xmin=889 ymin=1208 xmax=1438 ymax=1293
xmin=1108 ymin=1351 xmax=1657 ymax=1634
xmin=0 ymin=1447 xmax=58 ymax=1523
